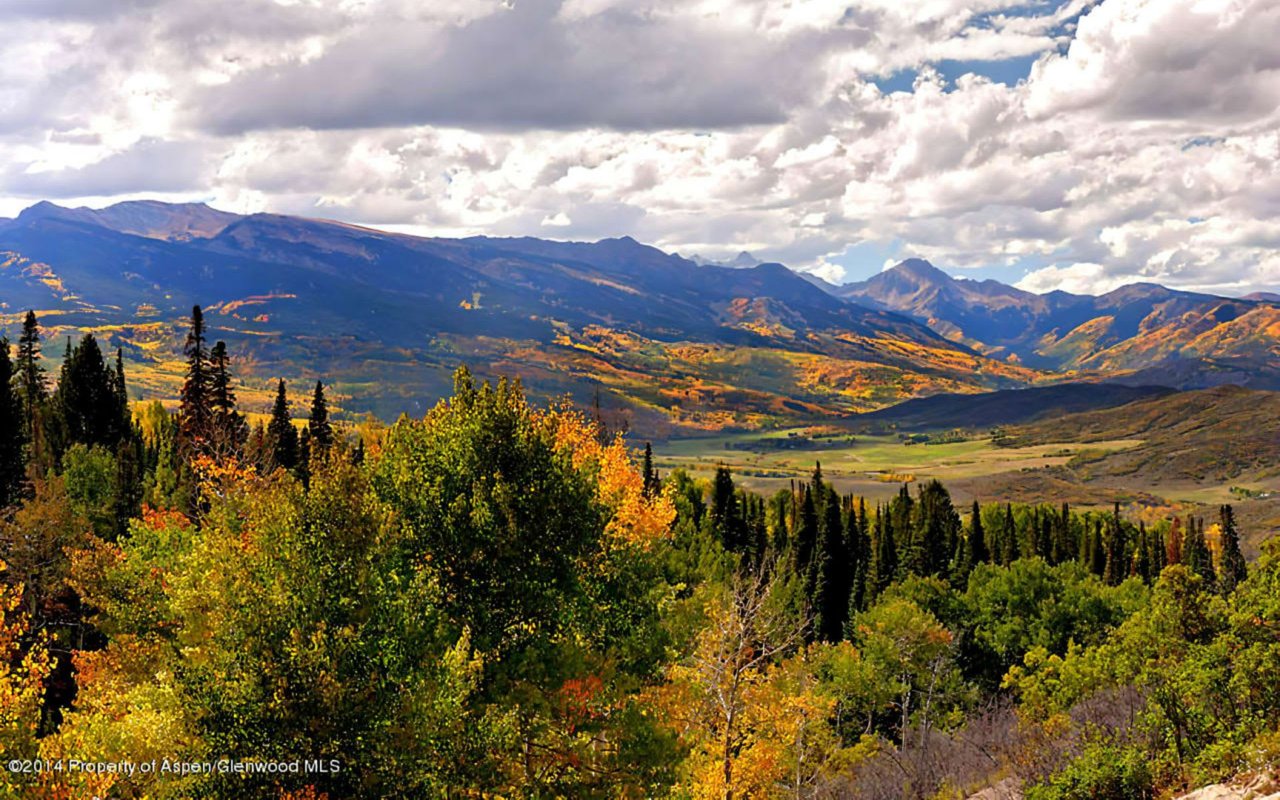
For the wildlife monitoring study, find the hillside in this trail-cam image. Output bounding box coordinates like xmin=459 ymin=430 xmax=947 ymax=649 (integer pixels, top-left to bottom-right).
xmin=0 ymin=201 xmax=1035 ymax=427
xmin=1005 ymin=385 xmax=1280 ymax=485
xmin=852 ymin=382 xmax=1176 ymax=431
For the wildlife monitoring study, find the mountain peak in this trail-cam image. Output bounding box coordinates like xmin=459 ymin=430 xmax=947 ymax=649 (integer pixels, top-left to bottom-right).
xmin=888 ymin=258 xmax=951 ymax=282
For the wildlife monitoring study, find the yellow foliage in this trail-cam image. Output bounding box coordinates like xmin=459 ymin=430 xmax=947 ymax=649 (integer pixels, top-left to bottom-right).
xmin=0 ymin=566 xmax=55 ymax=795
xmin=546 ymin=404 xmax=675 ymax=549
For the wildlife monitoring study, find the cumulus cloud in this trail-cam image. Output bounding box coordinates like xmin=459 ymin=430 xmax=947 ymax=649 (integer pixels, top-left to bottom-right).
xmin=0 ymin=0 xmax=1277 ymax=295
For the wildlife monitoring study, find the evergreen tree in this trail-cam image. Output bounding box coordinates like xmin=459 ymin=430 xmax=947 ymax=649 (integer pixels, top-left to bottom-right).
xmin=1182 ymin=515 xmax=1216 ymax=590
xmin=812 ymin=485 xmax=848 ymax=643
xmin=1166 ymin=517 xmax=1184 ymax=566
xmin=846 ymin=498 xmax=871 ymax=615
xmin=205 ymin=341 xmax=246 ymax=459
xmin=868 ymin=505 xmax=898 ymax=598
xmin=641 ymin=442 xmax=659 ymax=498
xmin=54 ymin=334 xmax=128 ymax=452
xmin=969 ymin=500 xmax=988 ymax=566
xmin=308 ymin=380 xmax=333 ymax=456
xmin=1216 ymin=504 xmax=1247 ymax=595
xmin=1000 ymin=503 xmax=1018 ymax=566
xmin=0 ymin=338 xmax=25 ymax=506
xmin=913 ymin=480 xmax=959 ymax=577
xmin=178 ymin=305 xmax=212 ymax=456
xmin=709 ymin=467 xmax=742 ymax=552
xmin=16 ymin=310 xmax=46 ymax=440
xmin=1088 ymin=520 xmax=1106 ymax=577
xmin=267 ymin=379 xmax=298 ymax=471
xmin=1134 ymin=522 xmax=1153 ymax=583
xmin=298 ymin=427 xmax=312 ymax=487
xmin=794 ymin=486 xmax=819 ymax=578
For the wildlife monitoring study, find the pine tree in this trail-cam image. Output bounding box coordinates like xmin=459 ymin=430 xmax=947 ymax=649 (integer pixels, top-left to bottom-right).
xmin=1088 ymin=520 xmax=1106 ymax=577
xmin=1182 ymin=516 xmax=1216 ymax=590
xmin=969 ymin=500 xmax=988 ymax=566
xmin=641 ymin=442 xmax=658 ymax=498
xmin=15 ymin=310 xmax=46 ymax=439
xmin=1000 ymin=503 xmax=1018 ymax=566
xmin=0 ymin=338 xmax=25 ymax=507
xmin=846 ymin=497 xmax=871 ymax=616
xmin=1216 ymin=504 xmax=1247 ymax=595
xmin=179 ymin=305 xmax=212 ymax=456
xmin=812 ymin=485 xmax=848 ymax=643
xmin=794 ymin=486 xmax=819 ymax=577
xmin=307 ymin=380 xmax=334 ymax=457
xmin=54 ymin=334 xmax=128 ymax=452
xmin=1134 ymin=522 xmax=1153 ymax=583
xmin=267 ymin=379 xmax=298 ymax=471
xmin=710 ymin=467 xmax=742 ymax=552
xmin=868 ymin=505 xmax=897 ymax=598
xmin=910 ymin=480 xmax=959 ymax=577
xmin=297 ymin=426 xmax=312 ymax=487
xmin=207 ymin=341 xmax=247 ymax=458
xmin=1166 ymin=517 xmax=1183 ymax=566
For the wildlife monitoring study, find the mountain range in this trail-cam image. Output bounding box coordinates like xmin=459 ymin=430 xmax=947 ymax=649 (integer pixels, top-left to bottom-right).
xmin=838 ymin=258 xmax=1280 ymax=386
xmin=1 ymin=200 xmax=1276 ymax=429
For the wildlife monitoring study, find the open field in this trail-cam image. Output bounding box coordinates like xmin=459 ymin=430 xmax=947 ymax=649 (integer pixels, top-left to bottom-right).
xmin=656 ymin=429 xmax=1144 ymax=501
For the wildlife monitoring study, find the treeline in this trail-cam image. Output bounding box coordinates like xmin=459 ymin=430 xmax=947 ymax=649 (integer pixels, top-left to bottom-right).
xmin=677 ymin=464 xmax=1249 ymax=646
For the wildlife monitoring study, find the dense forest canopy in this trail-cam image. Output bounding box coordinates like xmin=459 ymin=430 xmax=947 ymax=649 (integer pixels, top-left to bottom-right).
xmin=0 ymin=307 xmax=1277 ymax=799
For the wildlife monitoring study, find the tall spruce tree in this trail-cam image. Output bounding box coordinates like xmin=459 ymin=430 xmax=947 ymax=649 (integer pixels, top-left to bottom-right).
xmin=846 ymin=497 xmax=871 ymax=616
xmin=969 ymin=500 xmax=988 ymax=566
xmin=709 ymin=467 xmax=742 ymax=552
xmin=868 ymin=505 xmax=898 ymax=598
xmin=179 ymin=305 xmax=212 ymax=456
xmin=307 ymin=380 xmax=333 ymax=456
xmin=267 ymin=379 xmax=298 ymax=471
xmin=54 ymin=334 xmax=128 ymax=452
xmin=641 ymin=442 xmax=658 ymax=498
xmin=1216 ymin=504 xmax=1247 ymax=595
xmin=812 ymin=485 xmax=848 ymax=643
xmin=0 ymin=338 xmax=24 ymax=506
xmin=1182 ymin=515 xmax=1216 ymax=590
xmin=1000 ymin=503 xmax=1019 ymax=565
xmin=16 ymin=310 xmax=46 ymax=438
xmin=794 ymin=486 xmax=819 ymax=578
xmin=207 ymin=341 xmax=247 ymax=457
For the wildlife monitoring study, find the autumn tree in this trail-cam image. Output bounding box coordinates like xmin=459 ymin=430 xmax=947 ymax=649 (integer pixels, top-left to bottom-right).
xmin=658 ymin=565 xmax=806 ymax=799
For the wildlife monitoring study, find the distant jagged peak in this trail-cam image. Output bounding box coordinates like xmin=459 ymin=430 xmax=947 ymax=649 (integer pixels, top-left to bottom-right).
xmin=685 ymin=250 xmax=762 ymax=268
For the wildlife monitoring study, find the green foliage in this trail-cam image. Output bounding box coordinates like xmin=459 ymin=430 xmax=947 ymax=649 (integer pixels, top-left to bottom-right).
xmin=964 ymin=558 xmax=1147 ymax=686
xmin=61 ymin=444 xmax=120 ymax=540
xmin=1025 ymin=742 xmax=1154 ymax=800
xmin=373 ymin=368 xmax=606 ymax=654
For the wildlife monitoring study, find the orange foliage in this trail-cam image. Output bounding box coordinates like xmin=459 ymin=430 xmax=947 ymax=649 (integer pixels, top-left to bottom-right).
xmin=547 ymin=405 xmax=675 ymax=548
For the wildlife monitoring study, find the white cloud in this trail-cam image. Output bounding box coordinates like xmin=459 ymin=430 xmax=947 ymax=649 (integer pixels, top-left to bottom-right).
xmin=0 ymin=0 xmax=1278 ymax=295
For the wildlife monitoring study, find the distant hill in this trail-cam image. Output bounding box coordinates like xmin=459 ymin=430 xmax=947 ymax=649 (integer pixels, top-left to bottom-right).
xmin=1005 ymin=385 xmax=1280 ymax=485
xmin=836 ymin=260 xmax=1280 ymax=386
xmin=853 ymin=382 xmax=1178 ymax=432
xmin=0 ymin=201 xmax=1033 ymax=427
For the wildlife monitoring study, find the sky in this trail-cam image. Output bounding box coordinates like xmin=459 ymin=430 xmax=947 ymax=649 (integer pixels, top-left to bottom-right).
xmin=0 ymin=0 xmax=1277 ymax=295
